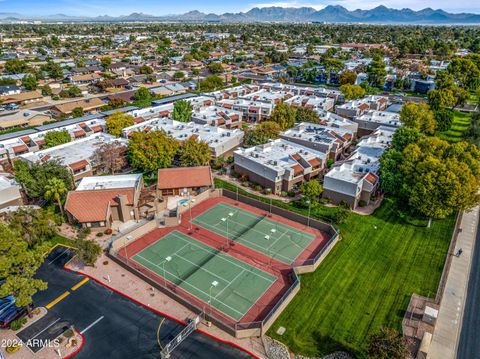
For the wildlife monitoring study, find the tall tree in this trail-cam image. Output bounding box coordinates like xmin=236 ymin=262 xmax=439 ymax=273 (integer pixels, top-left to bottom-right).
xmin=172 ymin=100 xmax=193 ymax=122
xmin=91 ymin=142 xmax=128 ymax=175
xmin=128 ymin=131 xmax=179 ymax=173
xmin=300 ymin=179 xmax=323 ymax=204
xmin=339 ymin=70 xmax=357 ymax=85
xmin=14 ymin=160 xmax=74 ymax=199
xmin=44 ymin=178 xmax=68 ymax=217
xmin=105 ymin=112 xmax=135 ymax=137
xmin=340 ymin=84 xmax=366 ymax=100
xmin=0 ymin=225 xmax=48 ymax=314
xmin=21 ymin=74 xmax=38 ymax=90
xmin=295 ymin=107 xmax=320 ymax=123
xmin=400 ymin=102 xmax=437 ymax=135
xmin=5 ymin=208 xmax=58 ymax=247
xmin=178 ymin=137 xmax=211 ymax=166
xmin=270 ymin=102 xmax=296 ymax=130
xmin=244 ymin=121 xmax=281 ymax=146
xmin=44 ymin=130 xmax=71 ymax=148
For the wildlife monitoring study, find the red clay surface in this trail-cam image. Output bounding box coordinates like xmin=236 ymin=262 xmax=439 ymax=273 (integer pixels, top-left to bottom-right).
xmin=117 ymin=196 xmax=331 ymax=328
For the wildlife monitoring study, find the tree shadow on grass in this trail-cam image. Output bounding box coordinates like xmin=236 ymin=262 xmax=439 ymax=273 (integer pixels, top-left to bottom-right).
xmin=312 ymin=331 xmax=359 ymax=358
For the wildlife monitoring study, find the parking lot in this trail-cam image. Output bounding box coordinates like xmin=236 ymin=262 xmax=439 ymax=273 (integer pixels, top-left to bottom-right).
xmin=32 ymin=246 xmax=254 ymax=359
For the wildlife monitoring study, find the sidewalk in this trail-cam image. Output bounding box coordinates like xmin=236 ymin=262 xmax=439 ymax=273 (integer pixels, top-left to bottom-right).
xmin=428 ymin=205 xmax=480 ymax=359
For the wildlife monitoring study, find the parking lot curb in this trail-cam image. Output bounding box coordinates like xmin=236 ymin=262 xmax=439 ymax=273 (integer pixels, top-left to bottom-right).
xmin=63 ymin=265 xmax=260 ymax=359
xmin=63 ymin=329 xmax=84 ymax=359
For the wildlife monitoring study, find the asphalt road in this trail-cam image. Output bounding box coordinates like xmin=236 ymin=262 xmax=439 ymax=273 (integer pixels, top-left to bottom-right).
xmin=33 ymin=246 xmax=253 ymax=359
xmin=457 ymin=220 xmax=480 ymax=359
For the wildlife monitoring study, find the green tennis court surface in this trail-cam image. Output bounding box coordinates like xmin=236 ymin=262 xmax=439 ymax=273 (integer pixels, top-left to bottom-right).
xmin=192 ymin=202 xmax=315 ymax=264
xmin=132 ymin=231 xmax=276 ymax=321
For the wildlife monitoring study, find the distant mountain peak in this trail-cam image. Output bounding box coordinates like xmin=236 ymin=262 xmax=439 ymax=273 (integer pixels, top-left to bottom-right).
xmin=0 ymin=5 xmax=479 ymax=24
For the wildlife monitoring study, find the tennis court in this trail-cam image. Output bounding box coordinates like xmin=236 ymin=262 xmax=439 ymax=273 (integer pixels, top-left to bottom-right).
xmin=132 ymin=230 xmax=276 ymax=321
xmin=192 ymin=202 xmax=315 ymax=264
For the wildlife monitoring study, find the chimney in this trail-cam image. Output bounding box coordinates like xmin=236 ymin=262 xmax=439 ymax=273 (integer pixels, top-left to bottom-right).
xmin=116 ymin=194 xmax=130 ymax=222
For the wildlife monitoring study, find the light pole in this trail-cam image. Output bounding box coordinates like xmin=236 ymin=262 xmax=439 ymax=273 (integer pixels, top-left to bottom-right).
xmin=209 ymin=280 xmax=218 ymax=317
xmin=269 ymin=197 xmax=272 ymax=215
xmin=306 ymin=200 xmax=311 ymax=227
xmin=188 ymin=193 xmax=193 ymax=232
xmin=161 ymin=256 xmax=172 ymax=287
xmin=125 ymin=235 xmax=132 ymax=265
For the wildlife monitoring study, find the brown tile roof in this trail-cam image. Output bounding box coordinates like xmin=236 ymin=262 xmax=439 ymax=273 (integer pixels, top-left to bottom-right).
xmin=65 ymin=188 xmax=134 ymax=222
xmin=365 ymin=172 xmax=379 ymax=185
xmin=12 ymin=144 xmax=28 ymax=154
xmin=90 ymin=125 xmax=103 ymax=133
xmin=291 ymin=153 xmax=301 ymax=161
xmin=20 ymin=136 xmax=31 ymax=143
xmin=73 ymin=129 xmax=86 ymax=138
xmin=308 ymin=158 xmax=322 ymax=168
xmin=291 ymin=164 xmax=303 ymax=176
xmin=53 ymin=98 xmax=104 ymax=115
xmin=69 ymin=159 xmax=89 ymax=171
xmin=157 ymin=166 xmax=212 ymax=190
xmin=134 ymin=117 xmax=145 ymax=124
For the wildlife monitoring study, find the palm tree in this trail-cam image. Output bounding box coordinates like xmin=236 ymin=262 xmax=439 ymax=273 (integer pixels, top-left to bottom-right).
xmin=44 ymin=178 xmax=68 ymax=217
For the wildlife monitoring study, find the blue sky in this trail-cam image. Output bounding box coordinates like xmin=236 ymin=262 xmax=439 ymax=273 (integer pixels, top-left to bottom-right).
xmin=1 ymin=0 xmax=479 ymax=16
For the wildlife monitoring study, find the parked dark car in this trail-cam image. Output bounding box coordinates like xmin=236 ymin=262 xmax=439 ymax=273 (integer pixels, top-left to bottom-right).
xmin=0 ymin=297 xmax=27 ymax=329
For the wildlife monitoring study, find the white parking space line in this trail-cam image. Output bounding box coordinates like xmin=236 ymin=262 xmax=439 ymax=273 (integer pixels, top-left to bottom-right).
xmin=80 ymin=316 xmax=104 ymax=334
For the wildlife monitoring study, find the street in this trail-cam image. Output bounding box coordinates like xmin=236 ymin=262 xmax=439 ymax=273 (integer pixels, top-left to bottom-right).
xmin=457 ymin=219 xmax=480 ymax=359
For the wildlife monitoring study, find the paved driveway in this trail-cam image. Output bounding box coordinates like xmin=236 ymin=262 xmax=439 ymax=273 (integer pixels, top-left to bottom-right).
xmin=33 ymin=246 xmax=254 ymax=359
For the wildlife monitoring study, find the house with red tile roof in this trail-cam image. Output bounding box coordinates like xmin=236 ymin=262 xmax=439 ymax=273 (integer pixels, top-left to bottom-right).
xmin=65 ymin=174 xmax=143 ymax=230
xmin=157 ymin=166 xmax=213 ymax=198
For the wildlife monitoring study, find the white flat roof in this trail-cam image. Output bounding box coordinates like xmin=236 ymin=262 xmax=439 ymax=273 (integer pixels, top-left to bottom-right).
xmin=76 ymin=174 xmax=142 ymax=191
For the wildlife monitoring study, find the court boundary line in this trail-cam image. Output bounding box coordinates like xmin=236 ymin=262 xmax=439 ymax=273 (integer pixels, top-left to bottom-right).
xmin=192 ymin=202 xmax=315 ymax=262
xmin=214 ymin=269 xmax=245 ymax=300
xmin=192 ymin=217 xmax=293 ymax=263
xmin=168 ymin=231 xmax=276 ymax=283
xmin=135 ymin=253 xmax=248 ymax=319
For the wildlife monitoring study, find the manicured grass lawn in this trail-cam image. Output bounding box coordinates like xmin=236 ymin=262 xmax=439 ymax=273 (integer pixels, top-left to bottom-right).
xmin=214 ymin=179 xmax=455 ymax=358
xmin=47 ymin=234 xmax=77 ymax=249
xmin=267 ymin=199 xmax=455 ymax=358
xmin=439 ymin=111 xmax=472 ymax=142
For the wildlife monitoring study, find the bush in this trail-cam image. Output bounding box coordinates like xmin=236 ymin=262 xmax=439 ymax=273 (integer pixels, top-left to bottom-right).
xmin=10 ymin=316 xmax=27 ymax=331
xmin=104 ymin=228 xmax=113 ymax=235
xmin=287 ymin=190 xmax=296 ymax=197
xmin=264 ymin=188 xmax=272 ymax=195
xmin=96 ymin=232 xmax=104 ymax=237
xmin=6 ymin=344 xmax=21 ymax=353
xmin=254 ymin=185 xmax=263 ymax=191
xmin=280 ymin=191 xmax=288 ymax=197
xmin=358 ymin=200 xmax=367 ymax=207
xmin=64 ymin=328 xmax=74 ymax=338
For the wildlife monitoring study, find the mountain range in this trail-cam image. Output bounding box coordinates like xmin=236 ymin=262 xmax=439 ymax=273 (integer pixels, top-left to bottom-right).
xmin=1 ymin=6 xmax=480 ymax=24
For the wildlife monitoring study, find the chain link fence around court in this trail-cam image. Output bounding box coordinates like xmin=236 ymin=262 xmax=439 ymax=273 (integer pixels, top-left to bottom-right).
xmin=107 ymin=190 xmax=340 ymax=338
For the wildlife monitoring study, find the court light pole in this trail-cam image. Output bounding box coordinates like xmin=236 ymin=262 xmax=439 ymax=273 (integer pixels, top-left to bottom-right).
xmin=306 ymin=200 xmax=311 ymax=227
xmin=124 ymin=235 xmax=132 ymax=265
xmin=161 ymin=256 xmax=172 ymax=287
xmin=221 ymin=217 xmax=228 ymax=248
xmin=209 ymin=281 xmax=219 ymax=318
xmin=188 ymin=193 xmax=193 ymax=232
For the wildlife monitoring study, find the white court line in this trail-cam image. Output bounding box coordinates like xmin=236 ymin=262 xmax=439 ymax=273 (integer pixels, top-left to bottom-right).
xmin=135 ymin=254 xmax=244 ymax=317
xmin=30 ymin=318 xmax=61 ymax=340
xmin=215 ymin=269 xmax=244 ymax=299
xmin=168 ymin=231 xmax=276 ymax=283
xmin=80 ymin=316 xmax=104 ymax=334
xmin=192 ymin=218 xmax=293 ymax=263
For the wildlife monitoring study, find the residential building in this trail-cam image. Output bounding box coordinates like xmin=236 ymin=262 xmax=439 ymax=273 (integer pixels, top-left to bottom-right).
xmin=0 ymin=109 xmax=51 ymax=130
xmin=217 ymin=98 xmax=273 ymax=122
xmin=123 ymin=118 xmax=243 ymax=157
xmin=0 ymin=90 xmax=43 ymax=106
xmin=157 ymin=166 xmax=213 ymax=198
xmin=50 ymin=98 xmax=105 ymax=118
xmin=19 ymin=133 xmax=127 ymax=182
xmin=281 ymin=122 xmax=354 ymax=160
xmin=191 ymin=106 xmax=242 ymax=129
xmin=323 ymin=126 xmax=395 ymax=209
xmin=234 ymin=139 xmax=326 ymax=194
xmin=353 ymin=110 xmax=401 ymax=136
xmin=0 ymin=175 xmax=23 ymax=209
xmin=65 ymin=174 xmax=143 ymax=230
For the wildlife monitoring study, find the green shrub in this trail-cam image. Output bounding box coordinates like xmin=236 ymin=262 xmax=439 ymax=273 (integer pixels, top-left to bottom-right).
xmin=255 ymin=185 xmax=263 ymax=191
xmin=287 ymin=190 xmax=296 ymax=197
xmin=64 ymin=328 xmax=74 ymax=338
xmin=358 ymin=200 xmax=367 ymax=207
xmin=96 ymin=232 xmax=104 ymax=237
xmin=10 ymin=316 xmax=27 ymax=331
